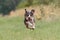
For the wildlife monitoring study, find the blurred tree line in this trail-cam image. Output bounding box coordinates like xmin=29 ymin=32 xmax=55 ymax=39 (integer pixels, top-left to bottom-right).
xmin=17 ymin=0 xmax=60 ymax=8
xmin=0 ymin=0 xmax=60 ymax=16
xmin=0 ymin=0 xmax=21 ymax=16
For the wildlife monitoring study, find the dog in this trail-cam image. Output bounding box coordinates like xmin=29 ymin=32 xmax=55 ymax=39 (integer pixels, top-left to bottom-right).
xmin=24 ymin=9 xmax=35 ymax=30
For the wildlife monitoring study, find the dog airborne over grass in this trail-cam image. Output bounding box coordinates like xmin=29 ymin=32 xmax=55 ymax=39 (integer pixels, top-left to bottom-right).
xmin=24 ymin=9 xmax=35 ymax=30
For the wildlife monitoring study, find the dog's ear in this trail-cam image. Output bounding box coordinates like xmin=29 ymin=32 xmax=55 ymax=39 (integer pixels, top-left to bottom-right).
xmin=25 ymin=9 xmax=26 ymax=11
xmin=25 ymin=9 xmax=27 ymax=13
xmin=31 ymin=9 xmax=35 ymax=13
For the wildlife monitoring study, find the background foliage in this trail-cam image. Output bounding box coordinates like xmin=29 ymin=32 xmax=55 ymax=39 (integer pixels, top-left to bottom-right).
xmin=0 ymin=0 xmax=60 ymax=15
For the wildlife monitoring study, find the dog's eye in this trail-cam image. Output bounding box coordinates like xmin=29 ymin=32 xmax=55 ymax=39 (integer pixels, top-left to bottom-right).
xmin=27 ymin=15 xmax=29 ymax=16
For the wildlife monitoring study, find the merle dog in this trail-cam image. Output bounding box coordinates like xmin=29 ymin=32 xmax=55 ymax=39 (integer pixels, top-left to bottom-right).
xmin=24 ymin=9 xmax=35 ymax=30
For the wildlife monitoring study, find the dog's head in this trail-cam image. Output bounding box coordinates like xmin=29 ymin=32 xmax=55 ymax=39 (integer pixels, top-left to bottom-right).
xmin=25 ymin=9 xmax=35 ymax=18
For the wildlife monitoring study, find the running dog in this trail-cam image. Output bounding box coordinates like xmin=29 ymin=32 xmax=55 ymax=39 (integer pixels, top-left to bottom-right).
xmin=24 ymin=9 xmax=35 ymax=30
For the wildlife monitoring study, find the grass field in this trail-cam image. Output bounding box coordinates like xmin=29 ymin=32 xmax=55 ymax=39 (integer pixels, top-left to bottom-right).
xmin=0 ymin=16 xmax=60 ymax=40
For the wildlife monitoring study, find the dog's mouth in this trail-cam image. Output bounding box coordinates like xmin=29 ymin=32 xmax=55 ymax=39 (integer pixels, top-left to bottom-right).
xmin=28 ymin=17 xmax=32 ymax=21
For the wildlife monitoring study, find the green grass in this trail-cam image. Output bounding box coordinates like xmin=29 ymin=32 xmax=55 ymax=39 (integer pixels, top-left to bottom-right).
xmin=0 ymin=16 xmax=60 ymax=40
